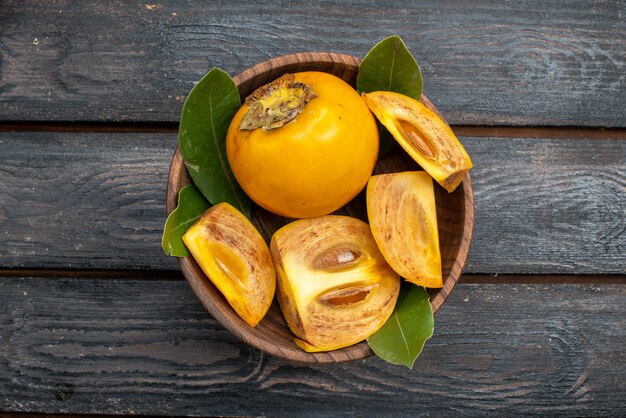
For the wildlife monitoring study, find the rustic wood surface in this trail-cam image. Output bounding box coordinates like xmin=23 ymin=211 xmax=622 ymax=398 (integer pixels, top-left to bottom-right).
xmin=0 ymin=1 xmax=624 ymax=126
xmin=0 ymin=132 xmax=623 ymax=274
xmin=0 ymin=276 xmax=624 ymax=416
xmin=1 ymin=0 xmax=625 ymax=415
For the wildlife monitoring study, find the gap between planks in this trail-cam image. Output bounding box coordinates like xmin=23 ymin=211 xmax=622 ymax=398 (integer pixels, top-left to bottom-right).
xmin=0 ymin=269 xmax=183 ymax=281
xmin=0 ymin=269 xmax=624 ymax=285
xmin=0 ymin=413 xmax=171 ymax=418
xmin=0 ymin=122 xmax=625 ymax=140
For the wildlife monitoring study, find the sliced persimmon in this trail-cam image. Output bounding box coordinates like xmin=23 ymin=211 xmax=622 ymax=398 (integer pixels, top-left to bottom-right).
xmin=270 ymin=215 xmax=400 ymax=352
xmin=367 ymin=172 xmax=443 ymax=288
xmin=183 ymin=203 xmax=276 ymax=327
xmin=363 ymin=91 xmax=472 ymax=192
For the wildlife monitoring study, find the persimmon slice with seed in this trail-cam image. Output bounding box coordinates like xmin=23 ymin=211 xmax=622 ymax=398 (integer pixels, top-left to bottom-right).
xmin=270 ymin=215 xmax=400 ymax=352
xmin=363 ymin=91 xmax=472 ymax=192
xmin=183 ymin=202 xmax=276 ymax=327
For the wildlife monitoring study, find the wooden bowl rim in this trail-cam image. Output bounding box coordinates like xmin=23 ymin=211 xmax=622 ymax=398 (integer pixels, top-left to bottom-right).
xmin=166 ymin=52 xmax=475 ymax=363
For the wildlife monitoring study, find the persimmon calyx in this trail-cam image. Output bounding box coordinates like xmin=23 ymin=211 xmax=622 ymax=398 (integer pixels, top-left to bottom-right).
xmin=240 ymin=73 xmax=317 ymax=130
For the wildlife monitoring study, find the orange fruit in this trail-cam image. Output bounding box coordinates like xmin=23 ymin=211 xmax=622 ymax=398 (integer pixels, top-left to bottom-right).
xmin=226 ymin=71 xmax=378 ymax=218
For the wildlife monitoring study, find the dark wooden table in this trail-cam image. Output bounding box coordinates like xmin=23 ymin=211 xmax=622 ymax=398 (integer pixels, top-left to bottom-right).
xmin=1 ymin=1 xmax=624 ymax=416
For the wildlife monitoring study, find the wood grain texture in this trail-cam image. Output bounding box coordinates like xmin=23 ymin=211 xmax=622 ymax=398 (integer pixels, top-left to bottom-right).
xmin=0 ymin=132 xmax=623 ymax=274
xmin=468 ymin=136 xmax=626 ymax=274
xmin=0 ymin=132 xmax=177 ymax=270
xmin=0 ymin=0 xmax=624 ymax=126
xmin=0 ymin=276 xmax=624 ymax=416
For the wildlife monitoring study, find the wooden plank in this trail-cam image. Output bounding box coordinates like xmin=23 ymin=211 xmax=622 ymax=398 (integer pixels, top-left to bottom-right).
xmin=0 ymin=276 xmax=624 ymax=415
xmin=0 ymin=1 xmax=624 ymax=126
xmin=0 ymin=132 xmax=179 ymax=270
xmin=0 ymin=132 xmax=624 ymax=274
xmin=467 ymin=136 xmax=626 ymax=274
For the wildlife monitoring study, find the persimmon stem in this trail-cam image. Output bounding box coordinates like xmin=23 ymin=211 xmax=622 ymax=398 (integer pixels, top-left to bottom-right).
xmin=240 ymin=74 xmax=317 ymax=130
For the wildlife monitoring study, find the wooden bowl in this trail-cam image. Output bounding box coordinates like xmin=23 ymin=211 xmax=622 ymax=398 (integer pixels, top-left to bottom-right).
xmin=166 ymin=52 xmax=474 ymax=363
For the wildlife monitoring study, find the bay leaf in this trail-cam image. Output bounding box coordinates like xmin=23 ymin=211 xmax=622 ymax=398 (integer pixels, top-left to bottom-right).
xmin=357 ymin=35 xmax=423 ymax=159
xmin=162 ymin=184 xmax=210 ymax=257
xmin=367 ymin=282 xmax=434 ymax=369
xmin=179 ymin=67 xmax=251 ymax=218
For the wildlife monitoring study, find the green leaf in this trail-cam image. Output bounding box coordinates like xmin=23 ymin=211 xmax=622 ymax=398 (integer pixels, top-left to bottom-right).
xmin=357 ymin=35 xmax=423 ymax=98
xmin=357 ymin=35 xmax=423 ymax=160
xmin=179 ymin=67 xmax=251 ymax=218
xmin=367 ymin=282 xmax=434 ymax=369
xmin=162 ymin=185 xmax=211 ymax=257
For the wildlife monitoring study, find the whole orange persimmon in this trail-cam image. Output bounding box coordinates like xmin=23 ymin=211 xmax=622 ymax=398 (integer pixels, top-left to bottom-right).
xmin=226 ymin=71 xmax=379 ymax=218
